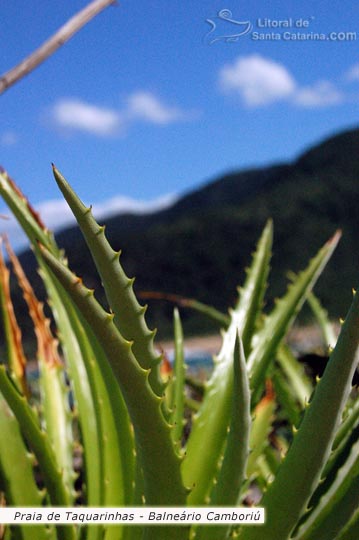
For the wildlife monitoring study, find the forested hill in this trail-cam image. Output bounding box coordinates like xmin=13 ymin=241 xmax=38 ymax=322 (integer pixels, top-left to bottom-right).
xmin=18 ymin=126 xmax=359 ymax=338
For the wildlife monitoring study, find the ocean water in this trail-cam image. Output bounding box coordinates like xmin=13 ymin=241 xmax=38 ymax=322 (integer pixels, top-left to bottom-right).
xmin=169 ymin=350 xmax=214 ymax=373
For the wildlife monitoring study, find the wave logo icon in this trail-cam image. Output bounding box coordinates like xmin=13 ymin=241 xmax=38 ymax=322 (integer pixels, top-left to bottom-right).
xmin=205 ymin=9 xmax=252 ymax=44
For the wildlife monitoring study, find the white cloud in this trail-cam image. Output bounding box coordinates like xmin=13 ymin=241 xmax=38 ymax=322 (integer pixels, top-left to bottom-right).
xmin=345 ymin=63 xmax=359 ymax=81
xmin=294 ymin=81 xmax=343 ymax=107
xmin=0 ymin=214 xmax=33 ymax=252
xmin=219 ymin=54 xmax=345 ymax=109
xmin=219 ymin=54 xmax=296 ymax=106
xmin=126 ymin=91 xmax=189 ymax=124
xmin=34 ymin=192 xmax=177 ymax=227
xmin=49 ymin=92 xmax=195 ymax=137
xmin=0 ymin=131 xmax=18 ymax=146
xmin=33 ymin=199 xmax=76 ymax=231
xmin=94 ymin=192 xmax=177 ymax=218
xmin=1 ymin=193 xmax=177 ymax=253
xmin=51 ymin=99 xmax=123 ymax=136
xmin=0 ymin=200 xmax=76 ymax=253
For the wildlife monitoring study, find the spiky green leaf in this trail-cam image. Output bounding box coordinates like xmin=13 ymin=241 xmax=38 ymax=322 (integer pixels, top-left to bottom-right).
xmin=170 ymin=308 xmax=186 ymax=444
xmin=292 ymin=437 xmax=359 ymax=540
xmin=52 ymin=165 xmax=164 ymax=398
xmin=39 ymin=245 xmax=188 ymax=540
xmin=248 ymin=231 xmax=341 ymax=405
xmin=239 ymin=287 xmax=359 ymax=540
xmin=183 ymin=220 xmax=272 ymax=505
xmin=195 ymin=336 xmax=251 ymax=540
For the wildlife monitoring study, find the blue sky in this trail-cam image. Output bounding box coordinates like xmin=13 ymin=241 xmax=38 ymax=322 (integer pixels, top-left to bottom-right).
xmin=1 ymin=0 xmax=359 ymax=249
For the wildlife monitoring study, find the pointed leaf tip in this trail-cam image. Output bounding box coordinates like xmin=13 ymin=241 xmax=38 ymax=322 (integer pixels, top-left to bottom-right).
xmin=329 ymin=229 xmax=342 ymax=245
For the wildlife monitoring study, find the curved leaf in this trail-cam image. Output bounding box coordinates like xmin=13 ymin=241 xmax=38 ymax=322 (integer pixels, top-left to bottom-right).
xmin=0 ymin=395 xmax=51 ymax=540
xmin=0 ymin=366 xmax=75 ymax=540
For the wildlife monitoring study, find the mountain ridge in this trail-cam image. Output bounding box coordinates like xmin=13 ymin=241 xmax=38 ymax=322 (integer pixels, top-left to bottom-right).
xmin=15 ymin=125 xmax=359 ymax=339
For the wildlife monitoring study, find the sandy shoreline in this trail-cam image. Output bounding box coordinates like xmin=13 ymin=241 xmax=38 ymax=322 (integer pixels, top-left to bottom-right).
xmin=156 ymin=323 xmax=338 ymax=357
xmin=158 ymin=334 xmax=222 ymax=356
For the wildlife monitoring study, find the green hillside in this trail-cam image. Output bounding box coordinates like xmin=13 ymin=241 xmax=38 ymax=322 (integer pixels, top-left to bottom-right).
xmin=16 ymin=126 xmax=359 ymax=339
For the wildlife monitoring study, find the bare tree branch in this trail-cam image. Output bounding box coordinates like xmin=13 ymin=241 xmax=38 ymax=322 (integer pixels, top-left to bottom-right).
xmin=0 ymin=0 xmax=116 ymax=95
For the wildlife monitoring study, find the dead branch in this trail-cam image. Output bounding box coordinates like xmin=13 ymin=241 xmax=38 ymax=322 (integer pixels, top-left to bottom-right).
xmin=0 ymin=0 xmax=116 ymax=95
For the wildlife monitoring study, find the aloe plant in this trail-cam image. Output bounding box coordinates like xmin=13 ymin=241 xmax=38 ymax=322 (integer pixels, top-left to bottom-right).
xmin=0 ymin=165 xmax=357 ymax=540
